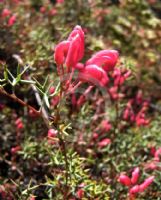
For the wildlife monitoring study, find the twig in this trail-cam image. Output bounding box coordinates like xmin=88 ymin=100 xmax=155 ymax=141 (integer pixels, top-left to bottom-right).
xmin=0 ymin=87 xmax=40 ymax=116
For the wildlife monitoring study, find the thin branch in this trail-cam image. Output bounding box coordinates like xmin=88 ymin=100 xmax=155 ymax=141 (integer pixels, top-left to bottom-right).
xmin=0 ymin=87 xmax=40 ymax=116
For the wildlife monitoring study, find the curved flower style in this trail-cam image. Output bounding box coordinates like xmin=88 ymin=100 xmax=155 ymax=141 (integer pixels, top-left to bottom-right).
xmin=86 ymin=50 xmax=119 ymax=72
xmin=54 ymin=25 xmax=84 ymax=73
xmin=78 ymin=64 xmax=109 ymax=87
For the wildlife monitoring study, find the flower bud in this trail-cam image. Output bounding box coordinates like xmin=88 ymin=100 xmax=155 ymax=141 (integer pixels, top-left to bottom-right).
xmin=118 ymin=174 xmax=131 ymax=186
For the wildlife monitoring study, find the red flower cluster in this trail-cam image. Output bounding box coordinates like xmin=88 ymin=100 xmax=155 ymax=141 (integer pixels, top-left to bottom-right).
xmin=123 ymin=91 xmax=150 ymax=126
xmin=145 ymin=147 xmax=161 ymax=170
xmin=54 ymin=25 xmax=119 ymax=88
xmin=54 ymin=25 xmax=84 ymax=73
xmin=1 ymin=8 xmax=16 ymax=26
xmin=118 ymin=167 xmax=154 ymax=198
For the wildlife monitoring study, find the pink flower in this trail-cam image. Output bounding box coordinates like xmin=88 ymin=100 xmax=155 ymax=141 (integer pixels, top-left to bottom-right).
xmin=49 ymin=8 xmax=57 ymax=16
xmin=1 ymin=8 xmax=11 ymax=17
xmin=8 ymin=14 xmax=16 ymax=26
xmin=129 ymin=185 xmax=140 ymax=195
xmin=11 ymin=146 xmax=21 ymax=154
xmin=54 ymin=25 xmax=84 ymax=72
xmin=48 ymin=129 xmax=57 ymax=138
xmin=118 ymin=174 xmax=131 ymax=186
xmin=86 ymin=50 xmax=119 ymax=72
xmin=100 ymin=120 xmax=112 ymax=132
xmin=154 ymin=147 xmax=161 ymax=160
xmin=109 ymin=86 xmax=118 ymax=99
xmin=40 ymin=6 xmax=46 ymax=13
xmin=139 ymin=176 xmax=154 ymax=192
xmin=131 ymin=167 xmax=140 ymax=184
xmin=51 ymin=96 xmax=59 ymax=107
xmin=49 ymin=86 xmax=55 ymax=94
xmin=98 ymin=138 xmax=111 ymax=148
xmin=78 ymin=64 xmax=109 ymax=87
xmin=15 ymin=118 xmax=24 ymax=130
xmin=76 ymin=189 xmax=84 ymax=199
xmin=56 ymin=0 xmax=64 ymax=3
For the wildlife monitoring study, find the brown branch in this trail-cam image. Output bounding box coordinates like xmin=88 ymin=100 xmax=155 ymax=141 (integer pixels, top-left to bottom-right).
xmin=0 ymin=87 xmax=40 ymax=116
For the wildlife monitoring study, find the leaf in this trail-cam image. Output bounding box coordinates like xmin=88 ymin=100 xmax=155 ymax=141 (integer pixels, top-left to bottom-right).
xmin=44 ymin=94 xmax=50 ymax=108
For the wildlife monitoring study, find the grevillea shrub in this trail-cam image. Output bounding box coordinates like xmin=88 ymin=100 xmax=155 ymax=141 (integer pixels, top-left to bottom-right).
xmin=0 ymin=1 xmax=161 ymax=199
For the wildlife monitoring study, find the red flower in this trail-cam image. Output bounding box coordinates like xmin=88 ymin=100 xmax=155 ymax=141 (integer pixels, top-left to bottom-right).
xmin=8 ymin=14 xmax=16 ymax=26
xmin=86 ymin=50 xmax=119 ymax=72
xmin=1 ymin=8 xmax=11 ymax=17
xmin=48 ymin=129 xmax=57 ymax=138
xmin=131 ymin=167 xmax=140 ymax=185
xmin=98 ymin=138 xmax=111 ymax=148
xmin=78 ymin=64 xmax=109 ymax=87
xmin=129 ymin=185 xmax=140 ymax=195
xmin=76 ymin=189 xmax=84 ymax=199
xmin=15 ymin=118 xmax=24 ymax=130
xmin=139 ymin=176 xmax=154 ymax=192
xmin=11 ymin=146 xmax=21 ymax=154
xmin=118 ymin=174 xmax=131 ymax=186
xmin=54 ymin=25 xmax=84 ymax=72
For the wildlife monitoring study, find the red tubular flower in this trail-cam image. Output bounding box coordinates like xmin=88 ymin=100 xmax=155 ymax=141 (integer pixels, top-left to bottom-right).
xmin=78 ymin=64 xmax=109 ymax=87
xmin=54 ymin=25 xmax=84 ymax=73
xmin=48 ymin=129 xmax=57 ymax=138
xmin=154 ymin=148 xmax=161 ymax=160
xmin=118 ymin=174 xmax=131 ymax=186
xmin=86 ymin=50 xmax=119 ymax=72
xmin=11 ymin=146 xmax=21 ymax=154
xmin=1 ymin=8 xmax=11 ymax=17
xmin=129 ymin=185 xmax=140 ymax=195
xmin=139 ymin=176 xmax=154 ymax=192
xmin=54 ymin=41 xmax=70 ymax=66
xmin=76 ymin=189 xmax=84 ymax=199
xmin=8 ymin=14 xmax=16 ymax=26
xmin=98 ymin=138 xmax=111 ymax=148
xmin=131 ymin=167 xmax=140 ymax=185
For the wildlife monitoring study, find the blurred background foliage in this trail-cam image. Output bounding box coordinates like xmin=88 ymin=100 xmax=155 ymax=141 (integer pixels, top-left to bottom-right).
xmin=0 ymin=0 xmax=161 ymax=199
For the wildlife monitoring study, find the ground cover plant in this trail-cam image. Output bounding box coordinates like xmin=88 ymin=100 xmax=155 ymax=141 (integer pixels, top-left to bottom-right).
xmin=0 ymin=0 xmax=161 ymax=199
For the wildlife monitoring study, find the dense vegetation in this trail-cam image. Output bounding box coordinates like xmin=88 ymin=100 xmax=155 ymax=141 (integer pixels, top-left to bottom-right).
xmin=0 ymin=0 xmax=161 ymax=199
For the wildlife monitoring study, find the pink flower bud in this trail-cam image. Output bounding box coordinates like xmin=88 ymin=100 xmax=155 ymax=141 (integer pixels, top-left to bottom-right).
xmin=154 ymin=148 xmax=161 ymax=160
xmin=57 ymin=0 xmax=64 ymax=3
xmin=93 ymin=132 xmax=99 ymax=140
xmin=118 ymin=174 xmax=131 ymax=186
xmin=49 ymin=86 xmax=55 ymax=94
xmin=139 ymin=176 xmax=154 ymax=192
xmin=98 ymin=138 xmax=111 ymax=148
xmin=86 ymin=50 xmax=119 ymax=72
xmin=11 ymin=146 xmax=21 ymax=154
xmin=15 ymin=118 xmax=24 ymax=130
xmin=8 ymin=14 xmax=16 ymax=26
xmin=76 ymin=189 xmax=84 ymax=199
xmin=78 ymin=64 xmax=109 ymax=87
xmin=100 ymin=120 xmax=112 ymax=132
xmin=129 ymin=185 xmax=140 ymax=194
xmin=131 ymin=167 xmax=140 ymax=184
xmin=49 ymin=8 xmax=57 ymax=16
xmin=54 ymin=25 xmax=84 ymax=72
xmin=54 ymin=41 xmax=70 ymax=66
xmin=48 ymin=129 xmax=57 ymax=138
xmin=1 ymin=8 xmax=11 ymax=17
xmin=40 ymin=6 xmax=46 ymax=13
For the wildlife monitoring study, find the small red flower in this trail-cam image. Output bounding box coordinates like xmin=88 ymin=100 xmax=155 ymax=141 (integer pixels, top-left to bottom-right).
xmin=98 ymin=138 xmax=111 ymax=148
xmin=1 ymin=8 xmax=11 ymax=17
xmin=118 ymin=174 xmax=131 ymax=186
xmin=131 ymin=167 xmax=140 ymax=185
xmin=8 ymin=14 xmax=16 ymax=26
xmin=78 ymin=64 xmax=109 ymax=87
xmin=86 ymin=50 xmax=119 ymax=72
